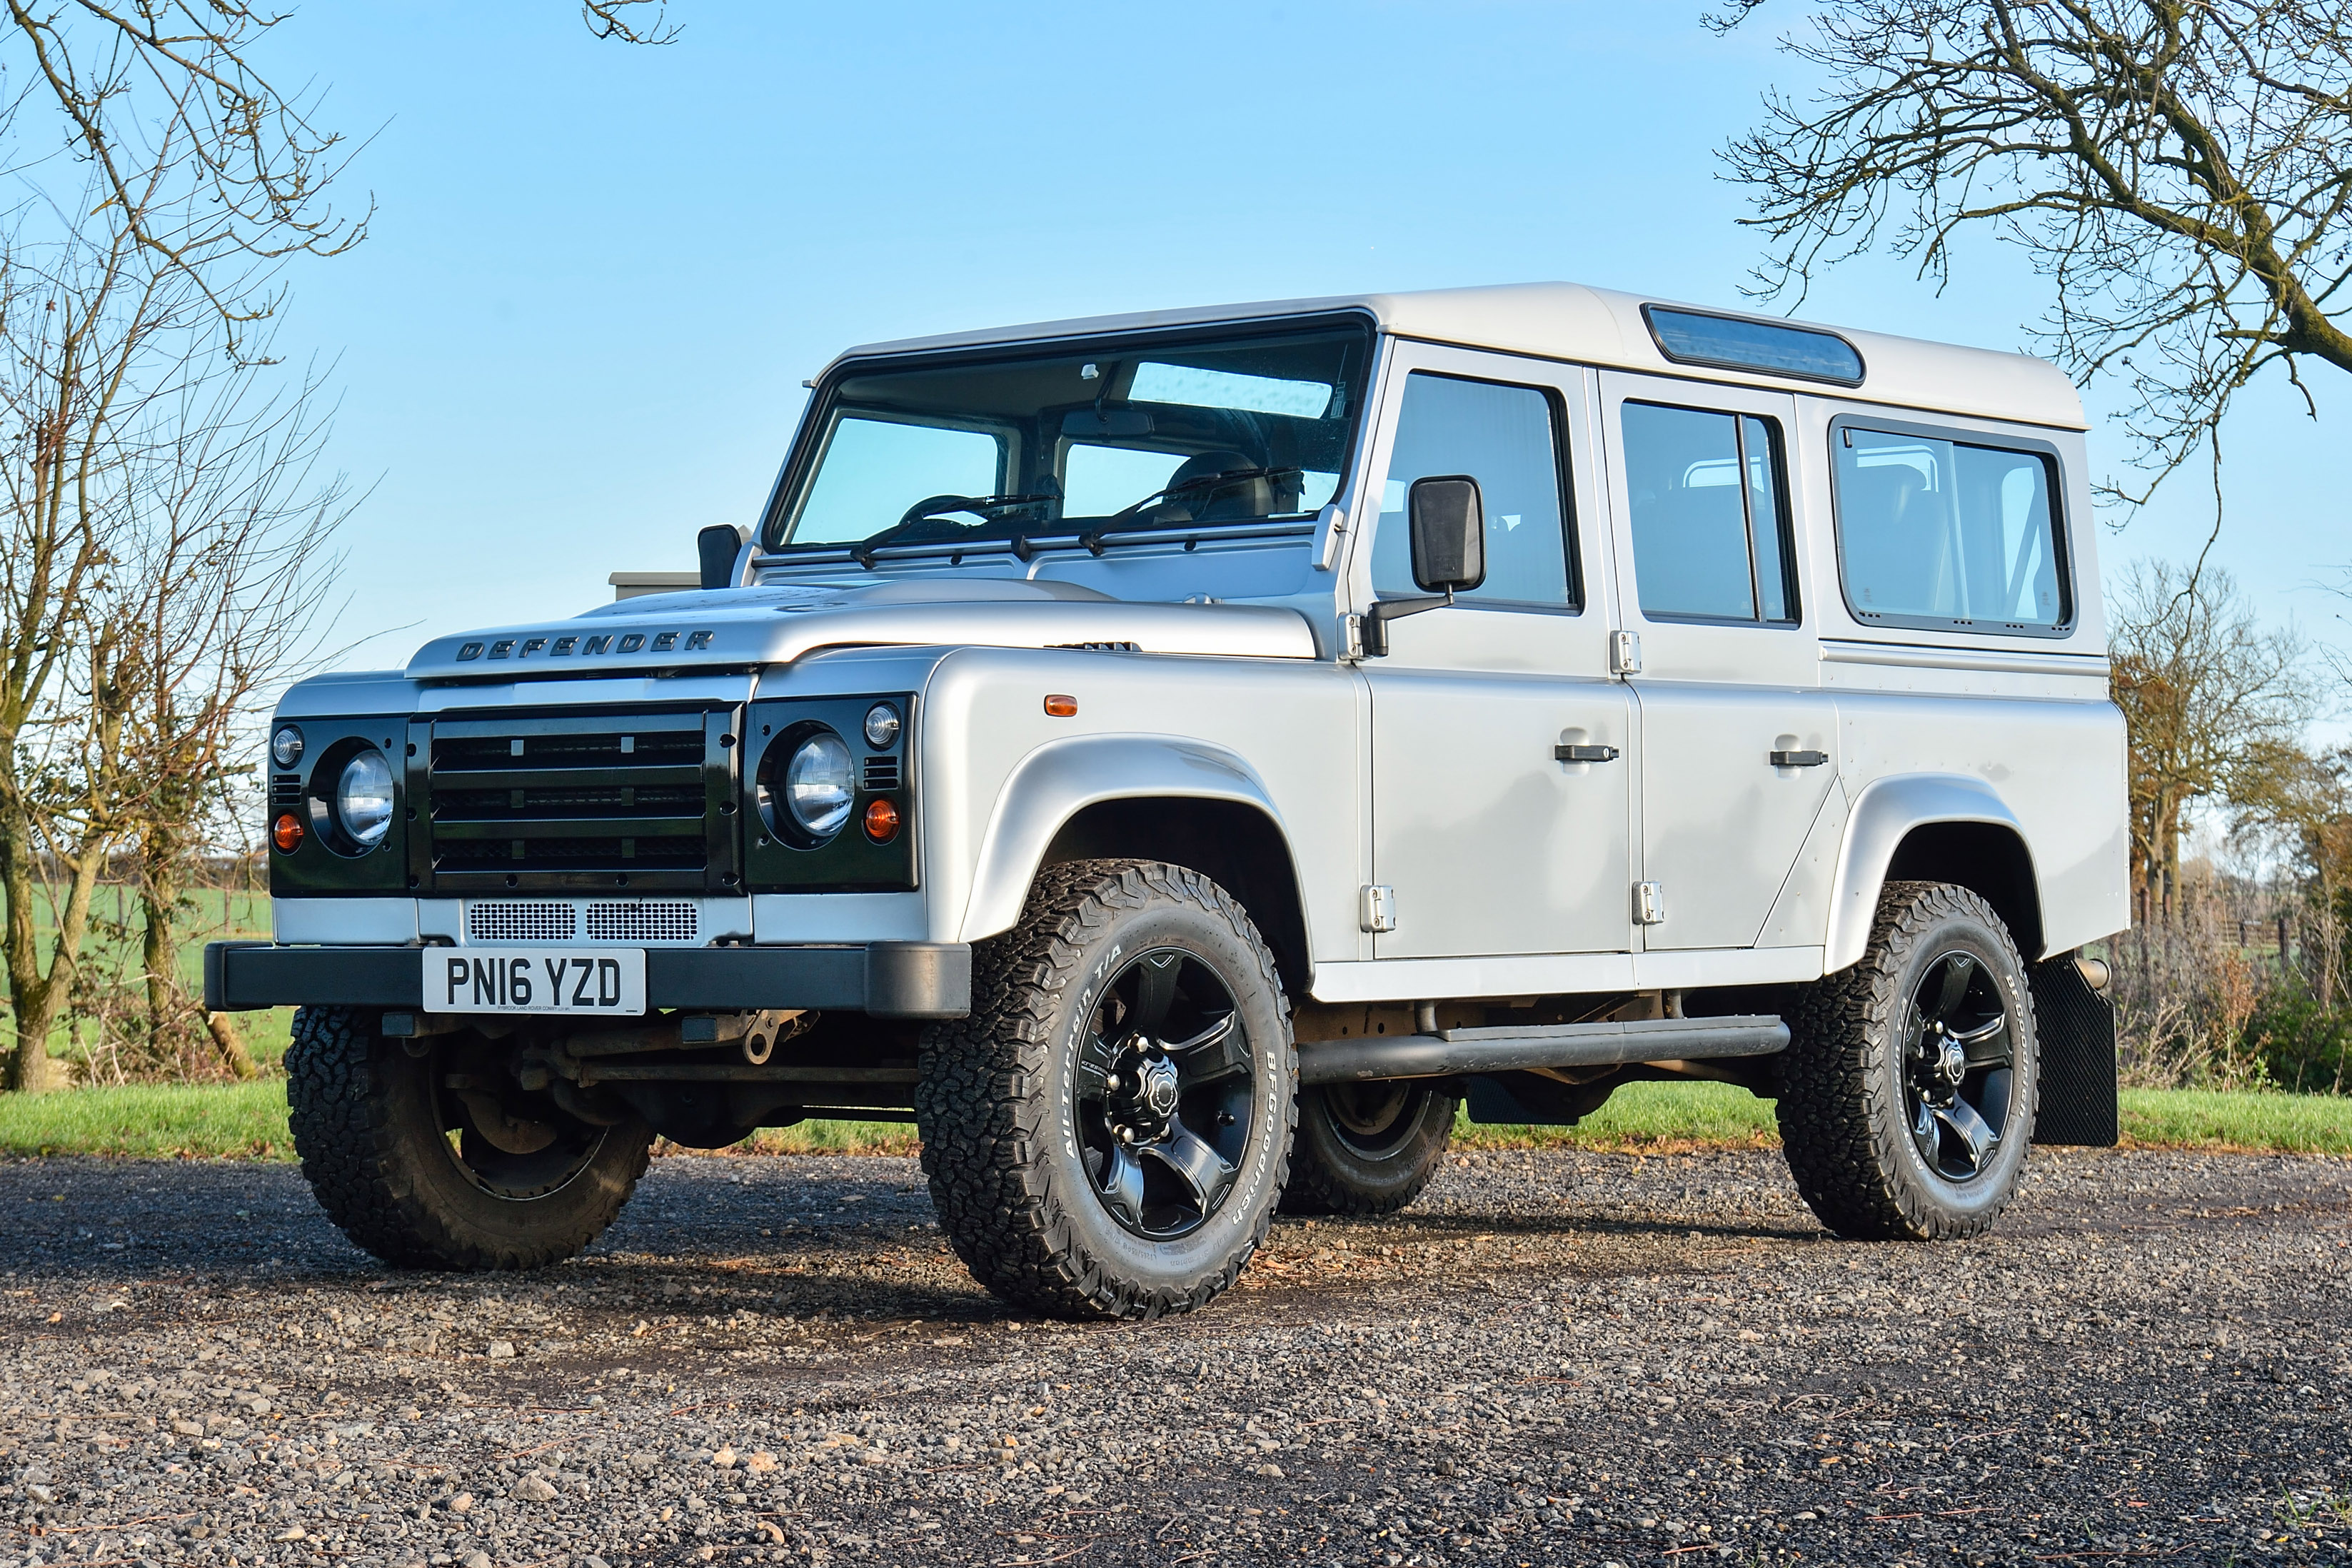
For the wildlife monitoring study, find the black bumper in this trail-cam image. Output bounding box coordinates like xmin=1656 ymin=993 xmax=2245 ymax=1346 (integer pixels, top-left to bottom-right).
xmin=203 ymin=940 xmax=972 ymax=1019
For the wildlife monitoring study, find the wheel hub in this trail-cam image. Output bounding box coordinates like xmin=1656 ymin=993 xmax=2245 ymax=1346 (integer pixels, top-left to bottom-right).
xmin=1072 ymin=947 xmax=1257 ymax=1240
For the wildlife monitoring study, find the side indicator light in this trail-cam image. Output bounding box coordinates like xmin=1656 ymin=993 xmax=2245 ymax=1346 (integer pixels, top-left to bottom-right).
xmin=272 ymin=813 xmax=305 ymax=853
xmin=1043 ymin=694 xmax=1077 ymax=718
xmin=863 ymin=798 xmax=901 ymax=843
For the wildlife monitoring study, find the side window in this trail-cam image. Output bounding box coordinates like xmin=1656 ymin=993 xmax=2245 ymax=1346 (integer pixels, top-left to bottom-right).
xmin=1370 ymin=373 xmax=1574 ymax=608
xmin=793 ymin=416 xmax=1002 ymax=544
xmin=1621 ymin=402 xmax=1796 ymax=624
xmin=1833 ymin=424 xmax=2067 ymax=631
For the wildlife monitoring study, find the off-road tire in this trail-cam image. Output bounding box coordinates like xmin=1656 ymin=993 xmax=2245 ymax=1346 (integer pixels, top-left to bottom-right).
xmin=915 ymin=859 xmax=1295 ymax=1320
xmin=1777 ymin=880 xmax=2039 ymax=1241
xmin=285 ymin=1005 xmax=653 ymax=1270
xmin=1281 ymin=1082 xmax=1457 ymax=1216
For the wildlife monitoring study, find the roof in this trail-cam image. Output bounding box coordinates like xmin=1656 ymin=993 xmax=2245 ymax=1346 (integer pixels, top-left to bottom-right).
xmin=832 ymin=281 xmax=2088 ymax=433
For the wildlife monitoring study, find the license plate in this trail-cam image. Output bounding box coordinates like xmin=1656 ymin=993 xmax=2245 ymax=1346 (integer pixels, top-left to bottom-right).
xmin=425 ymin=948 xmax=646 ymax=1016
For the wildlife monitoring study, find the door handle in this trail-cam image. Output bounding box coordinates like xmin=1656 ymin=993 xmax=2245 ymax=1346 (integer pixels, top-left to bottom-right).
xmin=1770 ymin=749 xmax=1829 ymax=768
xmin=1555 ymin=743 xmax=1620 ymax=763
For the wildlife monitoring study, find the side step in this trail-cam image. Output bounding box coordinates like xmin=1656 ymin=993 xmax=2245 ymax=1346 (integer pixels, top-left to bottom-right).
xmin=1295 ymin=1015 xmax=1789 ymax=1087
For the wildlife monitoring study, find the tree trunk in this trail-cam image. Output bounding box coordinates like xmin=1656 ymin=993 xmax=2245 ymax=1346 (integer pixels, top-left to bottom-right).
xmin=204 ymin=1011 xmax=257 ymax=1080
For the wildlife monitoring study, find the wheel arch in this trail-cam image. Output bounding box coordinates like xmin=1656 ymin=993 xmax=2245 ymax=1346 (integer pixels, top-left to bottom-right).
xmin=1824 ymin=774 xmax=2046 ymax=973
xmin=957 ymin=734 xmax=1314 ymax=994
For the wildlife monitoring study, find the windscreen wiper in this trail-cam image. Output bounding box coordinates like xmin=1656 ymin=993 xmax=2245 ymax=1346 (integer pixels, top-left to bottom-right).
xmin=847 ymin=489 xmax=1060 ymax=568
xmin=1078 ymin=466 xmax=1305 ymax=553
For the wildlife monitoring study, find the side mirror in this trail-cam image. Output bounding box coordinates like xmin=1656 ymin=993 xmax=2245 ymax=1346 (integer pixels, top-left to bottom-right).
xmin=698 ymin=524 xmax=747 ymax=590
xmin=1408 ymin=476 xmax=1485 ymax=595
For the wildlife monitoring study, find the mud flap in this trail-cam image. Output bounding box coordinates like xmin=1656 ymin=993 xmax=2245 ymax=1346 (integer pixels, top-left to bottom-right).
xmin=2029 ymin=955 xmax=2118 ymax=1147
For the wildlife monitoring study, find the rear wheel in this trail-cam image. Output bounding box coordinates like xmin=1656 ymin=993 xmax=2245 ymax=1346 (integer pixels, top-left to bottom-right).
xmin=1778 ymin=881 xmax=2038 ymax=1241
xmin=1281 ymin=1080 xmax=1457 ymax=1216
xmin=285 ymin=1005 xmax=653 ymax=1270
xmin=916 ymin=860 xmax=1293 ymax=1320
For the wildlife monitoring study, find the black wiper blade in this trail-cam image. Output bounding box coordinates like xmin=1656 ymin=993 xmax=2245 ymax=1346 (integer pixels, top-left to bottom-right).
xmin=847 ymin=489 xmax=1062 ymax=568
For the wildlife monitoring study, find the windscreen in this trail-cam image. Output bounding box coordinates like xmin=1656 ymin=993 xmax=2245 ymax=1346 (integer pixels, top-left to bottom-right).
xmin=771 ymin=321 xmax=1372 ymax=553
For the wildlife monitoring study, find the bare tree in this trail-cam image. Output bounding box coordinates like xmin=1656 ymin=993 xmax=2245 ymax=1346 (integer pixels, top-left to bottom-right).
xmin=2108 ymin=559 xmax=2315 ymax=927
xmin=1715 ymin=0 xmax=2352 ymax=494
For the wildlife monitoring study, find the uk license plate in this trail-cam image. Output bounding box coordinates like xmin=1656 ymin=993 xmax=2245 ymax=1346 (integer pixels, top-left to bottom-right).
xmin=424 ymin=948 xmax=647 ymax=1016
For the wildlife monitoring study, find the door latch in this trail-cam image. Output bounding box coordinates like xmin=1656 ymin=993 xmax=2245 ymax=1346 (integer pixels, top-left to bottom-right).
xmin=1632 ymin=881 xmax=1666 ymax=926
xmin=1769 ymin=749 xmax=1829 ymax=768
xmin=1554 ymin=743 xmax=1621 ymax=763
xmin=1360 ymin=885 xmax=1397 ymax=934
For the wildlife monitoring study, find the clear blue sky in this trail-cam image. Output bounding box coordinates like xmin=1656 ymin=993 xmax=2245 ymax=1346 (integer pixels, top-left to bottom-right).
xmin=267 ymin=1 xmax=2351 ymax=693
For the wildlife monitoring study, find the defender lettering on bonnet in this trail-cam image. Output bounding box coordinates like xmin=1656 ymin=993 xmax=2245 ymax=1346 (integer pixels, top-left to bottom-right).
xmin=454 ymin=628 xmax=714 ymax=660
xmin=218 ymin=281 xmax=2127 ymax=1327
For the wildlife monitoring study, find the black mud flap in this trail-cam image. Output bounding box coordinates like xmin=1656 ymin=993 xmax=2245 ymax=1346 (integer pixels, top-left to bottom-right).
xmin=1464 ymin=1071 xmax=1617 ymax=1127
xmin=2030 ymin=955 xmax=2118 ymax=1147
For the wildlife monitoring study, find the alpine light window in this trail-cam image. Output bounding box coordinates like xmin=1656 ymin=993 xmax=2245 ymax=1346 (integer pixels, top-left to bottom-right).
xmin=1643 ymin=306 xmax=1864 ymax=386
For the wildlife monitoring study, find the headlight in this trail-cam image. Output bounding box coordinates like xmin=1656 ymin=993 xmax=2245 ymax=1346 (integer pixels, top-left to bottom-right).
xmin=271 ymin=725 xmax=304 ymax=768
xmin=863 ymin=702 xmax=901 ymax=749
xmin=334 ymin=748 xmax=395 ymax=850
xmin=784 ymin=731 xmax=855 ymax=838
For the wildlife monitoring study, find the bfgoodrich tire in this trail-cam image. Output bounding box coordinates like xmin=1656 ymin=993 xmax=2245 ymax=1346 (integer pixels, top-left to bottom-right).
xmin=915 ymin=859 xmax=1294 ymax=1320
xmin=285 ymin=1005 xmax=653 ymax=1270
xmin=1280 ymin=1081 xmax=1457 ymax=1216
xmin=1777 ymin=880 xmax=2039 ymax=1241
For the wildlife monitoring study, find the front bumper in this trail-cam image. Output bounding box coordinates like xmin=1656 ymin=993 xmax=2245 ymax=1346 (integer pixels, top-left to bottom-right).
xmin=203 ymin=940 xmax=971 ymax=1019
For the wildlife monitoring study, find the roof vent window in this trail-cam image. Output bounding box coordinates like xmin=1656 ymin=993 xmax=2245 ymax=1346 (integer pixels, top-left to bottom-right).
xmin=1642 ymin=306 xmax=1865 ymax=386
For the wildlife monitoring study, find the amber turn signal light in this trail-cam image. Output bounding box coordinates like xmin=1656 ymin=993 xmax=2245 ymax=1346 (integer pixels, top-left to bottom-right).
xmin=271 ymin=812 xmax=305 ymax=853
xmin=1043 ymin=693 xmax=1077 ymax=718
xmin=863 ymin=798 xmax=901 ymax=843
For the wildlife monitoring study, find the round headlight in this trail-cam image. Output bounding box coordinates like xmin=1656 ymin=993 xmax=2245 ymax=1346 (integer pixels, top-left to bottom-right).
xmin=863 ymin=702 xmax=902 ymax=750
xmin=271 ymin=725 xmax=304 ymax=768
xmin=335 ymin=748 xmax=395 ymax=850
xmin=785 ymin=731 xmax=855 ymax=838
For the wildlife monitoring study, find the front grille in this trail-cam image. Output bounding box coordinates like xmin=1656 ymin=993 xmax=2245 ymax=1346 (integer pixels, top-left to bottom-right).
xmin=468 ymin=902 xmax=578 ymax=942
xmin=584 ymin=900 xmax=698 ymax=941
xmin=423 ymin=709 xmax=726 ymax=891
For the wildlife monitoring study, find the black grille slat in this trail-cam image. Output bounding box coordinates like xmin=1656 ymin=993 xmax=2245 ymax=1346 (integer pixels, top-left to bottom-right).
xmin=861 ymin=756 xmax=900 ymax=791
xmin=425 ymin=710 xmax=723 ymax=888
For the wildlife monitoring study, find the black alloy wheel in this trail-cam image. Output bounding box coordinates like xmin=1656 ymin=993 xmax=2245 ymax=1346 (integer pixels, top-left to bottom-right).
xmin=1280 ymin=1078 xmax=1458 ymax=1217
xmin=1901 ymin=950 xmax=2016 ymax=1182
xmin=1776 ymin=880 xmax=2039 ymax=1241
xmin=1075 ymin=948 xmax=1257 ymax=1240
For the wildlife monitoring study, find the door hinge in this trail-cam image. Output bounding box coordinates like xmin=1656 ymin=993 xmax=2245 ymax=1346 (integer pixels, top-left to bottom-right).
xmin=1633 ymin=881 xmax=1666 ymax=926
xmin=1360 ymin=884 xmax=1397 ymax=934
xmin=1341 ymin=612 xmax=1365 ymax=661
xmin=1609 ymin=629 xmax=1642 ymax=675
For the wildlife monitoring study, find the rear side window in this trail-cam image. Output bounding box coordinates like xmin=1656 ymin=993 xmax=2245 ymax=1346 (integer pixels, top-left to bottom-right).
xmin=1832 ymin=422 xmax=2068 ymax=633
xmin=1621 ymin=402 xmax=1796 ymax=624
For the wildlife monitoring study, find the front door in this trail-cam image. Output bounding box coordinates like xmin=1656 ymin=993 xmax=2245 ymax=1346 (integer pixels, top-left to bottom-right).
xmin=1360 ymin=346 xmax=1632 ymax=959
xmin=1600 ymin=371 xmax=1838 ymax=951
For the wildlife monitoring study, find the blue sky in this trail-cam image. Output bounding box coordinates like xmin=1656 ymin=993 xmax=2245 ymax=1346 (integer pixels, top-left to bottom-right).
xmin=266 ymin=1 xmax=2350 ymax=691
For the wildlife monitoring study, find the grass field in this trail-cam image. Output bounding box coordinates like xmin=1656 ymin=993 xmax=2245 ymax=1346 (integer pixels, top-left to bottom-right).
xmin=3 ymin=1078 xmax=2347 ymax=1162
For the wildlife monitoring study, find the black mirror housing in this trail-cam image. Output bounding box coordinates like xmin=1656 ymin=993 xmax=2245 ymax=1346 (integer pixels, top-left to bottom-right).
xmin=698 ymin=524 xmax=746 ymax=590
xmin=1408 ymin=475 xmax=1485 ymax=594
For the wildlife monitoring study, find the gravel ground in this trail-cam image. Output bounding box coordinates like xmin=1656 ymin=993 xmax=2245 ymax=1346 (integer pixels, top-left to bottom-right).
xmin=3 ymin=1145 xmax=2348 ymax=1567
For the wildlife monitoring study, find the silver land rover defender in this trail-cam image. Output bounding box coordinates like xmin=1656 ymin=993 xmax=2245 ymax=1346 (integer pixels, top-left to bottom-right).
xmin=212 ymin=283 xmax=2129 ymax=1320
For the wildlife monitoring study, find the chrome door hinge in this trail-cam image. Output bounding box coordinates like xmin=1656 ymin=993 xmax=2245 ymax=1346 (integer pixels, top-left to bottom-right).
xmin=1360 ymin=884 xmax=1397 ymax=934
xmin=1609 ymin=629 xmax=1642 ymax=675
xmin=1632 ymin=881 xmax=1666 ymax=926
xmin=1341 ymin=612 xmax=1366 ymax=661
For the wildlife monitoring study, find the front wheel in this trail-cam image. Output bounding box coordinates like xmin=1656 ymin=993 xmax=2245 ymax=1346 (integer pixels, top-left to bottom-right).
xmin=285 ymin=1005 xmax=653 ymax=1270
xmin=1777 ymin=880 xmax=2039 ymax=1241
xmin=916 ymin=860 xmax=1295 ymax=1320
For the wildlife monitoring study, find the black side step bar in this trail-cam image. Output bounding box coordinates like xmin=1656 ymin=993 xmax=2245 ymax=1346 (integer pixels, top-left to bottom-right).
xmin=1295 ymin=1015 xmax=1789 ymax=1087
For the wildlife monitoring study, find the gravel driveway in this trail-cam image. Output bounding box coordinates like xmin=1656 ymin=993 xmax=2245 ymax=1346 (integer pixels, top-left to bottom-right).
xmin=3 ymin=1145 xmax=2347 ymax=1567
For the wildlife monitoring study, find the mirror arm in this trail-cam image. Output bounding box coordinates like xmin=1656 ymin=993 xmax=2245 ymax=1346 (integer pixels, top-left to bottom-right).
xmin=1360 ymin=588 xmax=1455 ymax=658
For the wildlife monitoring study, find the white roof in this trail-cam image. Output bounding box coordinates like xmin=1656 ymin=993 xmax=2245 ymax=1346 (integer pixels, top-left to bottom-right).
xmin=835 ymin=281 xmax=2086 ymax=433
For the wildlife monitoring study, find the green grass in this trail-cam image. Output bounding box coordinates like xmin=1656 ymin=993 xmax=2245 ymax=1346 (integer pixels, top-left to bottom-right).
xmin=2 ymin=1077 xmax=2346 ymax=1162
